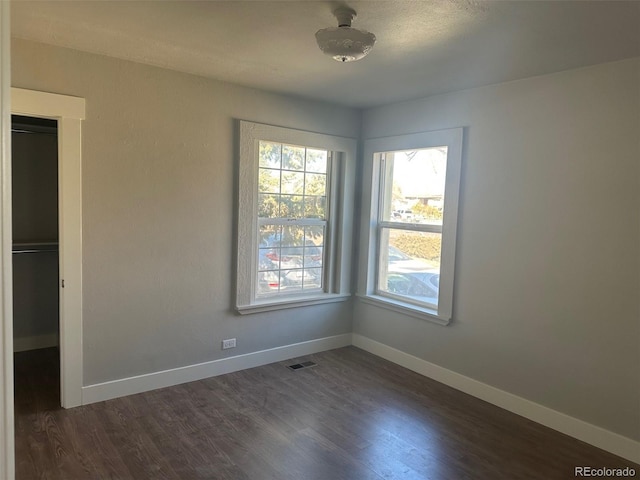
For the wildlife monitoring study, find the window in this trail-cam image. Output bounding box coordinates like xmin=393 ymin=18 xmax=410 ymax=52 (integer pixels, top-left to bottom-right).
xmin=358 ymin=128 xmax=463 ymax=324
xmin=256 ymin=142 xmax=328 ymax=297
xmin=236 ymin=121 xmax=356 ymax=313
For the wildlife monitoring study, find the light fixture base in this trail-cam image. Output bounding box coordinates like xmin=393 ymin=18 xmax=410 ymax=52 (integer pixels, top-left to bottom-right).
xmin=333 ymin=7 xmax=356 ymax=27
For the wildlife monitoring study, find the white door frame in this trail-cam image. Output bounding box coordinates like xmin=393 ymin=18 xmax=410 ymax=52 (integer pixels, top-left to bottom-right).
xmin=1 ymin=3 xmax=15 ymax=478
xmin=11 ymin=88 xmax=85 ymax=409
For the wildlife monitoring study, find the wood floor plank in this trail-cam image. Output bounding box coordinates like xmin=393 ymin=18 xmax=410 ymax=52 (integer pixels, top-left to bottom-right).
xmin=14 ymin=347 xmax=639 ymax=479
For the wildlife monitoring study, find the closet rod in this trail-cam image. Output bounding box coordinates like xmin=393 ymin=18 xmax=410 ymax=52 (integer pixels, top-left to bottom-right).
xmin=11 ymin=127 xmax=57 ymax=136
xmin=12 ymin=242 xmax=59 ymax=254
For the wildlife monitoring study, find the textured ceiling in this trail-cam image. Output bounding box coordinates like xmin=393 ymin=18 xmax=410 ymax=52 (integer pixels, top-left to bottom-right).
xmin=10 ymin=0 xmax=640 ymax=108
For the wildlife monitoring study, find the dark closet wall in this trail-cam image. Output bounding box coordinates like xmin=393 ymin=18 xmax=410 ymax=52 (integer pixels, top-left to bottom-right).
xmin=12 ymin=119 xmax=59 ymax=350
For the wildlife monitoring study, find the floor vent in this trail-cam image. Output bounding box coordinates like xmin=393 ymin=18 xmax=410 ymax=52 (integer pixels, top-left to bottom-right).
xmin=288 ymin=361 xmax=316 ymax=371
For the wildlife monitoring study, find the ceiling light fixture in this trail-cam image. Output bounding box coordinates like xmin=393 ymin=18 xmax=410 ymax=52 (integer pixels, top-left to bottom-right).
xmin=315 ymin=7 xmax=376 ymax=63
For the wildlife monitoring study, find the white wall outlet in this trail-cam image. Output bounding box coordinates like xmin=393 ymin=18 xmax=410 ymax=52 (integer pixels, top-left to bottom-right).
xmin=222 ymin=338 xmax=236 ymax=350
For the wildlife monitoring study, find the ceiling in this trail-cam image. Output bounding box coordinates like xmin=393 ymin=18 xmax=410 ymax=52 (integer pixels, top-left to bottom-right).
xmin=10 ymin=1 xmax=640 ymax=108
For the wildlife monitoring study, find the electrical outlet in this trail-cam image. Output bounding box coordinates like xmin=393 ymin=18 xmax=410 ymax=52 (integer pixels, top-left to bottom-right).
xmin=222 ymin=338 xmax=236 ymax=350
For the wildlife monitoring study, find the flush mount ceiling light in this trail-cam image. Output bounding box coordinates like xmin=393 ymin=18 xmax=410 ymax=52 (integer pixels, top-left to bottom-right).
xmin=315 ymin=7 xmax=376 ymax=62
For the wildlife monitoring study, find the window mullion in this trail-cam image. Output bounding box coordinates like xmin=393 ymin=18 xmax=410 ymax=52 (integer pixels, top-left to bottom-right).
xmin=378 ymin=220 xmax=443 ymax=234
xmin=258 ymin=218 xmax=326 ymax=227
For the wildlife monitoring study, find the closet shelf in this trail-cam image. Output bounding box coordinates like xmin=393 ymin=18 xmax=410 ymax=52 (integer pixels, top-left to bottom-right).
xmin=12 ymin=242 xmax=59 ymax=254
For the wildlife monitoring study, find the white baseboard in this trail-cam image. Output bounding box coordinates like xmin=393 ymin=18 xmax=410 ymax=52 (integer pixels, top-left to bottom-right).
xmin=82 ymin=333 xmax=352 ymax=405
xmin=352 ymin=334 xmax=640 ymax=465
xmin=13 ymin=333 xmax=58 ymax=352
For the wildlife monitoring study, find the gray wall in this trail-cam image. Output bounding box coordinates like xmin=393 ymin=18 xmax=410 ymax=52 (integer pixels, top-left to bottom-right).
xmin=11 ymin=38 xmax=360 ymax=385
xmin=12 ymin=129 xmax=58 ymax=242
xmin=12 ymin=253 xmax=58 ymax=343
xmin=357 ymin=57 xmax=640 ymax=440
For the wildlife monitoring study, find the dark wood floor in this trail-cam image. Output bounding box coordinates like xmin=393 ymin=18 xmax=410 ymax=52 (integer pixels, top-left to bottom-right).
xmin=14 ymin=347 xmax=638 ymax=480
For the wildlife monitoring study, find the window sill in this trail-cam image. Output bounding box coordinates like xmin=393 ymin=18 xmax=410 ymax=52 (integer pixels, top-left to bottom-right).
xmin=237 ymin=293 xmax=351 ymax=315
xmin=356 ymin=294 xmax=450 ymax=326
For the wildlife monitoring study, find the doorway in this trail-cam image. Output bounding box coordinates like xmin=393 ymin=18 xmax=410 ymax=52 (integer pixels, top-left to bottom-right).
xmin=10 ymin=88 xmax=85 ymax=409
xmin=12 ymin=115 xmax=61 ymax=413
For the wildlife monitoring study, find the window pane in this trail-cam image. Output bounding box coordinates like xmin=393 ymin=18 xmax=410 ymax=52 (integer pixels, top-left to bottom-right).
xmin=381 ymin=147 xmax=447 ymax=225
xmin=303 ymin=268 xmax=323 ymax=290
xmin=280 ymin=195 xmax=304 ymax=218
xmin=305 ymin=225 xmax=324 ymax=245
xmin=259 ymin=141 xmax=281 ymax=169
xmin=304 ymin=196 xmax=326 ymax=219
xmin=282 ymin=145 xmax=305 ymax=170
xmin=258 ymin=194 xmax=280 ymax=218
xmin=305 ymin=173 xmax=326 ymax=196
xmin=304 ymin=246 xmax=323 ymax=268
xmin=281 ymin=226 xmax=305 ymax=247
xmin=259 ymin=225 xmax=281 ymax=247
xmin=306 ymin=149 xmax=328 ymax=173
xmin=258 ymin=168 xmax=280 ymax=194
xmin=281 ymin=171 xmax=305 ymax=194
xmin=378 ymin=228 xmax=441 ymax=307
xmin=257 ymin=270 xmax=281 ymax=295
xmin=281 ymin=269 xmax=304 ymax=292
xmin=258 ymin=249 xmax=280 ymax=272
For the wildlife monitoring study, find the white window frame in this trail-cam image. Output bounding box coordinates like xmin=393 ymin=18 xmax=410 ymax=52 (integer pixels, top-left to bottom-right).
xmin=236 ymin=121 xmax=356 ymax=314
xmin=357 ymin=128 xmax=463 ymax=325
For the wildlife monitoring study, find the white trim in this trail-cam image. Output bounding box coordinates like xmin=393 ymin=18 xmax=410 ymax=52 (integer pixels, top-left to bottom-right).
xmin=13 ymin=333 xmax=59 ymax=353
xmin=356 ymin=294 xmax=449 ymax=325
xmin=1 ymin=3 xmax=15 ymax=478
xmin=11 ymin=88 xmax=85 ymax=408
xmin=10 ymin=88 xmax=85 ymax=120
xmin=237 ymin=292 xmax=350 ymax=315
xmin=82 ymin=333 xmax=352 ymax=405
xmin=352 ymin=334 xmax=640 ymax=464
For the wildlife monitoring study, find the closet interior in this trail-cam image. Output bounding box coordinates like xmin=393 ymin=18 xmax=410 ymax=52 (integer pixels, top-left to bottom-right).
xmin=12 ymin=115 xmax=60 ymax=408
